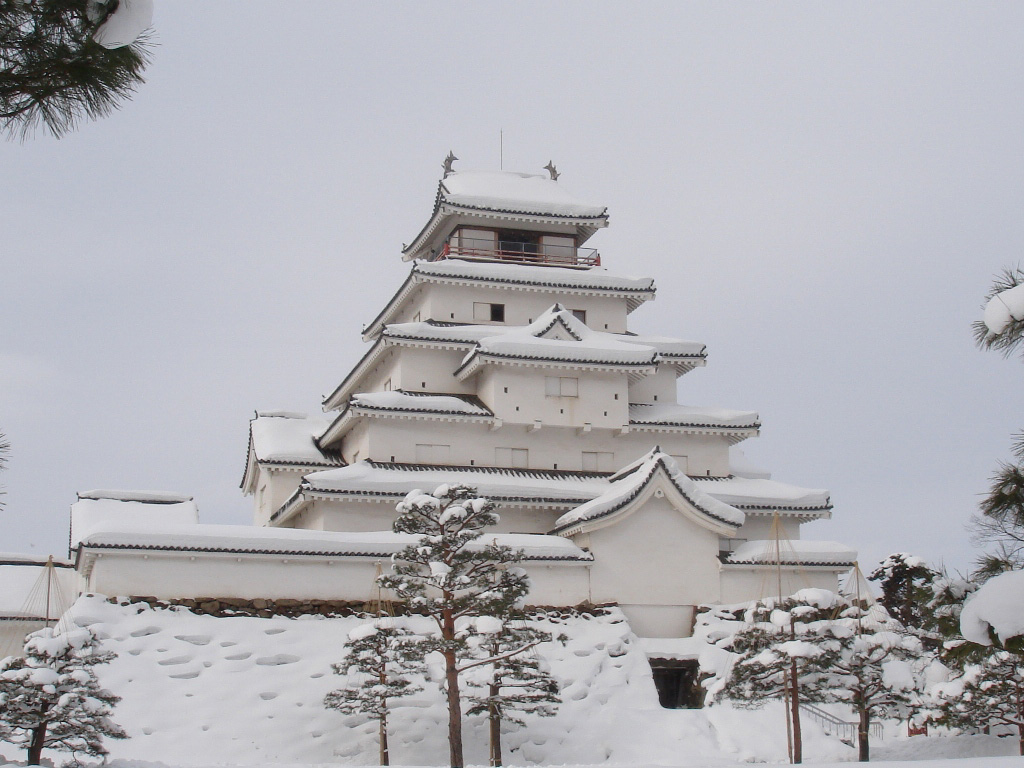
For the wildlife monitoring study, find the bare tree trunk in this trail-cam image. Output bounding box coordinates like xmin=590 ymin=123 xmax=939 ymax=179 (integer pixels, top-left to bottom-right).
xmin=858 ymin=707 xmax=870 ymax=762
xmin=442 ymin=606 xmax=464 ymax=768
xmin=380 ymin=707 xmax=389 ymax=766
xmin=789 ymin=659 xmax=802 ymax=764
xmin=489 ymin=684 xmax=502 ymax=767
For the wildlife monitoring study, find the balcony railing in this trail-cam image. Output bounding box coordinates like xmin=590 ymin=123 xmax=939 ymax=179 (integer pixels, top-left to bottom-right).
xmin=436 ymin=237 xmax=600 ymax=268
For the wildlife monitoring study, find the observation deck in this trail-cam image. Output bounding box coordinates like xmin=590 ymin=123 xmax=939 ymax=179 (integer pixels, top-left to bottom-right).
xmin=433 ymin=235 xmax=600 ymax=268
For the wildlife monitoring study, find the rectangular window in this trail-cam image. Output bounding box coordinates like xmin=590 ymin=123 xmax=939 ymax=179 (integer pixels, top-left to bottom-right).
xmin=670 ymin=455 xmax=689 ymax=473
xmin=473 ymin=302 xmax=505 ymax=322
xmin=582 ymin=451 xmax=614 ymax=471
xmin=545 ymin=376 xmax=578 ymax=397
xmin=383 ymin=378 xmax=392 ymax=392
xmin=571 ymin=309 xmax=587 ymax=324
xmin=495 ymin=447 xmax=529 ymax=468
xmin=415 ymin=444 xmax=450 ymax=463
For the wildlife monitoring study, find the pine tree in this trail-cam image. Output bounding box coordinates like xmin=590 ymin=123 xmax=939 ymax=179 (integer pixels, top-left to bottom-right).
xmin=721 ymin=594 xmax=925 ymax=763
xmin=1 ymin=0 xmax=153 ymax=139
xmin=324 ymin=619 xmax=424 ymax=766
xmin=809 ymin=602 xmax=923 ymax=762
xmin=720 ymin=591 xmax=839 ymax=764
xmin=465 ymin=618 xmax=562 ymax=767
xmin=971 ymin=439 xmax=1024 ymax=574
xmin=933 ymin=650 xmax=1024 ymax=755
xmin=971 ymin=267 xmax=1024 ymax=571
xmin=0 ymin=626 xmax=126 ymax=765
xmin=868 ymin=554 xmax=936 ymax=630
xmin=973 ymin=266 xmax=1024 ymax=358
xmin=378 ymin=484 xmax=532 ymax=768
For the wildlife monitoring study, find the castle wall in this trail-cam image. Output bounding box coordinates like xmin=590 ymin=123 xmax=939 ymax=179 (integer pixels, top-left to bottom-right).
xmin=718 ymin=566 xmax=843 ymax=605
xmin=628 ymin=367 xmax=681 ymax=404
xmin=82 ymin=550 xmax=590 ymax=607
xmin=424 ymin=283 xmax=629 ymax=333
xmin=351 ymin=419 xmax=732 ymax=474
xmin=478 ymin=367 xmax=627 ymax=429
xmin=575 ymin=494 xmax=723 ymax=625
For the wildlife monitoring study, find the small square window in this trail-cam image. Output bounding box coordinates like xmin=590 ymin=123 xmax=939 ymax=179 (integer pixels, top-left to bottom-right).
xmin=571 ymin=309 xmax=587 ymax=324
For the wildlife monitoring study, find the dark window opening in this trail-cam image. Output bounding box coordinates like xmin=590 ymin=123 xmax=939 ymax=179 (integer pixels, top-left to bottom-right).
xmin=649 ymin=659 xmax=702 ymax=709
xmin=498 ymin=229 xmax=541 ymax=255
xmin=491 ymin=303 xmax=505 ymax=322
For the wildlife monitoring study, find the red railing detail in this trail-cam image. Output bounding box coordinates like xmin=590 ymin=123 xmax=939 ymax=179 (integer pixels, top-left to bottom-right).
xmin=436 ymin=237 xmax=599 ymax=268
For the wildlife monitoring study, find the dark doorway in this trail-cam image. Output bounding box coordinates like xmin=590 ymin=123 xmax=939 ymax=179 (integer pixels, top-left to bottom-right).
xmin=649 ymin=658 xmax=701 ymax=709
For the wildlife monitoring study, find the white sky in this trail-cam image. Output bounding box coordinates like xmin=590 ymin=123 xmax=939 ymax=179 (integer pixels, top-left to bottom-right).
xmin=1 ymin=2 xmax=1021 ymax=576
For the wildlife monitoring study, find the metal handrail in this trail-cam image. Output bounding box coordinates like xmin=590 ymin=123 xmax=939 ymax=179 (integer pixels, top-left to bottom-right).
xmin=438 ymin=237 xmax=600 ymax=267
xmin=800 ymin=702 xmax=883 ymax=742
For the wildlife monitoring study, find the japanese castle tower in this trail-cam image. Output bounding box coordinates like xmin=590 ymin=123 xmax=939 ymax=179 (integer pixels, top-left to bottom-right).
xmin=69 ymin=164 xmax=855 ymax=639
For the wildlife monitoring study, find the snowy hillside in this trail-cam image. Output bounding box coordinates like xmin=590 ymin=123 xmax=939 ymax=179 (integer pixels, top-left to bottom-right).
xmin=0 ymin=595 xmax=1013 ymax=767
xmin=42 ymin=595 xmax=859 ymax=765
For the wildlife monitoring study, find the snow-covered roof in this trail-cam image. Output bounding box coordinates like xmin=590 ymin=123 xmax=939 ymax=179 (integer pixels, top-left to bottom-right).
xmin=242 ymin=412 xmax=344 ymax=493
xmin=75 ymin=524 xmax=592 ymax=567
xmin=724 ymin=539 xmax=856 ymax=567
xmin=351 ymin=390 xmax=491 ymax=417
xmin=403 ymin=170 xmax=610 ymax=260
xmin=330 ymin=308 xmax=703 ymax=411
xmin=248 ymin=412 xmax=339 ymax=465
xmin=552 ymin=450 xmax=745 ymax=534
xmin=274 ymin=458 xmax=830 ymax=526
xmin=362 ymin=259 xmax=656 ymax=341
xmin=318 ymin=391 xmax=494 ymax=448
xmin=381 ymin=320 xmax=706 ymax=366
xmin=455 ymin=306 xmax=685 ymax=379
xmin=286 ymin=460 xmax=607 ymax=515
xmin=690 ymin=476 xmax=831 ymax=514
xmin=439 ymin=170 xmax=608 ymax=219
xmin=71 ymin=491 xmax=200 ymax=551
xmin=629 ymin=404 xmax=760 ymax=434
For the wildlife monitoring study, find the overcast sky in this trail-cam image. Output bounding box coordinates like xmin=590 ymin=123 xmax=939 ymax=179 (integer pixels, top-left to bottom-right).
xmin=2 ymin=2 xmax=1021 ymax=577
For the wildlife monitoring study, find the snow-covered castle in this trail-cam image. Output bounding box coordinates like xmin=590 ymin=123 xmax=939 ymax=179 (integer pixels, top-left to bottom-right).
xmin=58 ymin=163 xmax=855 ymax=640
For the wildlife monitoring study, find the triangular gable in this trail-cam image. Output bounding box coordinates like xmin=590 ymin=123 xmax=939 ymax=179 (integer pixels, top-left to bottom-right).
xmin=551 ymin=449 xmax=744 ymax=537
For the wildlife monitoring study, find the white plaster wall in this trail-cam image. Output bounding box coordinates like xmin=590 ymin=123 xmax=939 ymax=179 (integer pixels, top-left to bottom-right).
xmin=718 ymin=567 xmax=844 ymax=605
xmin=478 ymin=367 xmax=628 ymax=429
xmin=86 ymin=553 xmax=383 ymax=601
xmin=578 ymin=493 xmax=723 ymax=609
xmin=425 ymin=284 xmax=629 ymax=333
xmin=341 ymin=421 xmax=370 ymax=464
xmin=628 ymin=368 xmax=680 ymax=404
xmin=84 ymin=552 xmax=590 ymax=606
xmin=356 ymin=418 xmax=730 ymax=475
xmin=734 ymin=516 xmax=804 ymax=542
xmin=312 ymin=497 xmax=562 ymax=535
xmin=309 ymin=498 xmax=398 ymax=532
xmin=388 ymin=346 xmax=474 ymax=395
xmin=618 ymin=604 xmax=696 ymax=638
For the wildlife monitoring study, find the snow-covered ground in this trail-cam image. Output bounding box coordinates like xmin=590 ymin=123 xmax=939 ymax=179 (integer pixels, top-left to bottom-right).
xmin=0 ymin=595 xmax=1019 ymax=767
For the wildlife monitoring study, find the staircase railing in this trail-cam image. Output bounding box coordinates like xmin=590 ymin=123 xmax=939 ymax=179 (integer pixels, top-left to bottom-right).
xmin=800 ymin=702 xmax=883 ymax=743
